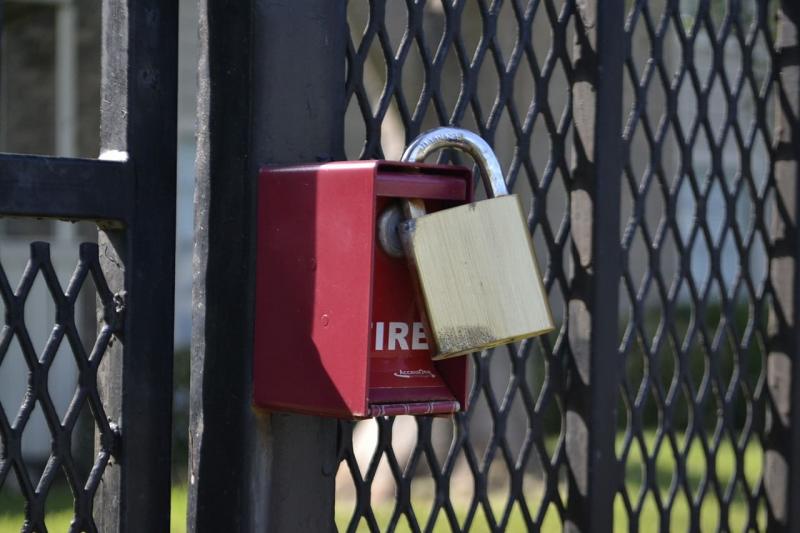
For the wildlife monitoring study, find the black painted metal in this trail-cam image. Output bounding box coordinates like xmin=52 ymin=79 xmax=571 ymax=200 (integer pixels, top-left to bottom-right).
xmin=338 ymin=1 xmax=579 ymax=531
xmin=333 ymin=0 xmax=787 ymax=532
xmin=252 ymin=2 xmax=347 ymax=531
xmin=0 ymin=243 xmax=121 ymax=533
xmin=188 ymin=0 xmax=254 ymax=529
xmin=564 ymin=1 xmax=625 ymax=531
xmin=188 ymin=0 xmax=253 ymax=529
xmin=0 ymin=156 xmax=131 ymax=224
xmin=614 ymin=1 xmax=779 ymax=532
xmin=96 ymin=1 xmax=178 ymax=530
xmin=0 ymin=0 xmax=177 ymax=531
xmin=190 ymin=1 xmax=345 ymax=532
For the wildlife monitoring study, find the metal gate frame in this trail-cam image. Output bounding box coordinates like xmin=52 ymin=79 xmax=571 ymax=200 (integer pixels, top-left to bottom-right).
xmin=0 ymin=0 xmax=177 ymax=531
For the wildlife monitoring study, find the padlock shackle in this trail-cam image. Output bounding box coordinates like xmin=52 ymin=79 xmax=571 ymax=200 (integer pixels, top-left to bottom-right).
xmin=401 ymin=127 xmax=508 ymax=198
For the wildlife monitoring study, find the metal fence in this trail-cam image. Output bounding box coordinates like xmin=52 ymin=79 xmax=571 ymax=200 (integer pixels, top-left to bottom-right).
xmin=338 ymin=0 xmax=579 ymax=530
xmin=616 ymin=1 xmax=779 ymax=531
xmin=333 ymin=0 xmax=795 ymax=531
xmin=0 ymin=1 xmax=177 ymax=531
xmin=188 ymin=0 xmax=800 ymax=531
xmin=3 ymin=0 xmax=793 ymax=532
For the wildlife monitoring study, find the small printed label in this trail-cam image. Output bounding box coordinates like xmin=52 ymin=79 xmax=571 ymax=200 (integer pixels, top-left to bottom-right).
xmin=374 ymin=321 xmax=429 ymax=351
xmin=393 ymin=369 xmax=436 ymax=379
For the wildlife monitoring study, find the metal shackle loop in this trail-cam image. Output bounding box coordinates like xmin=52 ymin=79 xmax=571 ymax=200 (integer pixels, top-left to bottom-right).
xmin=401 ymin=127 xmax=508 ymax=197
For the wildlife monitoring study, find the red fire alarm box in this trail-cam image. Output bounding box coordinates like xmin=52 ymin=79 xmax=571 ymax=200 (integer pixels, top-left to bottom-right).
xmin=253 ymin=160 xmax=472 ymax=418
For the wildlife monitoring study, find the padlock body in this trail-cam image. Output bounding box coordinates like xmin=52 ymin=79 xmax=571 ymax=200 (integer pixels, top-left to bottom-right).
xmin=401 ymin=194 xmax=554 ymax=359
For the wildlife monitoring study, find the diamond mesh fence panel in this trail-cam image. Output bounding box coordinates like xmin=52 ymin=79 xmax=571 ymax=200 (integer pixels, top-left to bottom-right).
xmin=0 ymin=241 xmax=121 ymax=532
xmin=337 ymin=1 xmax=781 ymax=532
xmin=615 ymin=1 xmax=777 ymax=531
xmin=339 ymin=1 xmax=574 ymax=531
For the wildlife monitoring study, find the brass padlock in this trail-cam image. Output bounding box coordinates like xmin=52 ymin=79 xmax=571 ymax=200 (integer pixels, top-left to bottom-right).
xmin=398 ymin=127 xmax=554 ymax=360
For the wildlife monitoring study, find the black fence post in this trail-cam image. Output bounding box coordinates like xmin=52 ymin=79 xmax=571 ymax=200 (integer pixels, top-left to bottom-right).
xmin=564 ymin=1 xmax=625 ymax=531
xmin=188 ymin=0 xmax=253 ymax=529
xmin=766 ymin=2 xmax=800 ymax=531
xmin=190 ymin=1 xmax=346 ymax=531
xmin=95 ymin=0 xmax=178 ymax=530
xmin=252 ymin=2 xmax=346 ymax=531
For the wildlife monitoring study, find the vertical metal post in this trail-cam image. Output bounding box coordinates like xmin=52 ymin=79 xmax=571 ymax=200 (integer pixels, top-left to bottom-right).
xmin=96 ymin=0 xmax=178 ymax=530
xmin=96 ymin=1 xmax=129 ymax=529
xmin=564 ymin=1 xmax=625 ymax=531
xmin=189 ymin=1 xmax=251 ymax=529
xmin=190 ymin=1 xmax=346 ymax=531
xmin=766 ymin=3 xmax=800 ymax=530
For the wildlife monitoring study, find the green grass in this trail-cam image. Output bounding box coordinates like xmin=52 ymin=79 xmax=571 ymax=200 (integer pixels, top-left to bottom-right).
xmin=0 ymin=433 xmax=765 ymax=532
xmin=0 ymin=482 xmax=74 ymax=532
xmin=614 ymin=431 xmax=766 ymax=532
xmin=0 ymin=485 xmax=188 ymax=532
